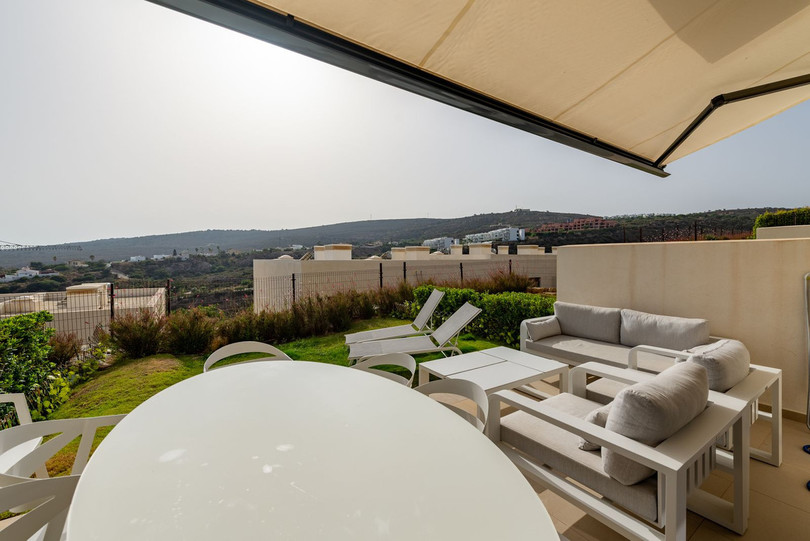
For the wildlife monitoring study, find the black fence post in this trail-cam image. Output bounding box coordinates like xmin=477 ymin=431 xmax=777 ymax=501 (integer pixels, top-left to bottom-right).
xmin=109 ymin=283 xmax=115 ymax=321
xmin=291 ymin=273 xmax=296 ymax=304
xmin=459 ymin=262 xmax=464 ymax=285
xmin=508 ymin=259 xmax=512 ymax=275
xmin=403 ymin=262 xmax=407 ymax=283
xmin=639 ymin=227 xmax=643 ymax=242
xmin=379 ymin=262 xmax=383 ymax=289
xmin=694 ymin=221 xmax=698 ymax=241
xmin=166 ymin=279 xmax=172 ymax=315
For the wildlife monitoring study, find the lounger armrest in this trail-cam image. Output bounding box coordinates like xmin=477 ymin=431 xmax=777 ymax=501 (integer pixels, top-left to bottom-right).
xmin=627 ymin=344 xmax=688 ymax=369
xmin=569 ymin=362 xmax=655 ymax=396
xmin=487 ymin=390 xmax=683 ymax=473
xmin=519 ymin=315 xmax=555 ymax=351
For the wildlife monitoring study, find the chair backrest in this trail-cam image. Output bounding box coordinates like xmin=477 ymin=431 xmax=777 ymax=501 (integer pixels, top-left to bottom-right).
xmin=351 ymin=353 xmax=417 ymax=387
xmin=430 ymin=303 xmax=482 ymax=346
xmin=204 ymin=341 xmax=291 ymax=372
xmin=411 ymin=288 xmax=445 ymax=330
xmin=0 ymin=394 xmax=44 ymax=479
xmin=416 ymin=379 xmax=489 ymax=432
xmin=0 ymin=475 xmax=78 ymax=541
xmin=0 ymin=415 xmax=126 ymax=479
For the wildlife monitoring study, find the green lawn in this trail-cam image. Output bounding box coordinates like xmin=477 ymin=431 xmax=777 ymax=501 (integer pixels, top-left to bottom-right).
xmin=44 ymin=317 xmax=504 ymax=475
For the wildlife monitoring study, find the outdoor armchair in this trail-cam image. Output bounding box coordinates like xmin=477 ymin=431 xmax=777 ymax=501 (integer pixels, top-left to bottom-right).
xmin=344 ymin=288 xmax=444 ymax=344
xmin=348 ymin=302 xmax=482 ymax=361
xmin=487 ymin=362 xmax=751 ymax=541
xmin=204 ymin=341 xmax=291 ymax=372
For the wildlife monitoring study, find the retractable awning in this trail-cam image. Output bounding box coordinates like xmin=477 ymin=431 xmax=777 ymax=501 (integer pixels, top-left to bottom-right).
xmin=148 ymin=0 xmax=810 ymax=177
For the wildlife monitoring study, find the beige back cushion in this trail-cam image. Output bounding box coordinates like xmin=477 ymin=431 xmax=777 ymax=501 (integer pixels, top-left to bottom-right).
xmin=620 ymin=309 xmax=709 ymax=350
xmin=603 ymin=362 xmax=709 ymax=485
xmin=686 ymin=339 xmax=750 ymax=392
xmin=554 ymin=302 xmax=621 ymax=344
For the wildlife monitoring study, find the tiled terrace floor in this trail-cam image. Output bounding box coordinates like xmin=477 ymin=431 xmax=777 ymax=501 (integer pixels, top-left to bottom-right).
xmin=533 ymin=415 xmax=810 ymax=540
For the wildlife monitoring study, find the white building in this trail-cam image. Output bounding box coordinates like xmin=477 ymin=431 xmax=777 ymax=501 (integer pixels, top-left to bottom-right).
xmin=129 ymin=256 xmax=146 ymax=262
xmin=422 ymin=237 xmax=457 ymax=252
xmin=464 ymin=227 xmax=526 ymax=244
xmin=0 ymin=267 xmax=41 ymax=282
xmin=152 ymin=254 xmax=171 ymax=261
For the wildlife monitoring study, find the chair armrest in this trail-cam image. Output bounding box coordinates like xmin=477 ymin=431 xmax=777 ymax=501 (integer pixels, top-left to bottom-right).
xmin=627 ymin=344 xmax=689 ymax=369
xmin=569 ymin=362 xmax=655 ymax=396
xmin=487 ymin=390 xmax=683 ymax=473
xmin=519 ymin=315 xmax=555 ymax=351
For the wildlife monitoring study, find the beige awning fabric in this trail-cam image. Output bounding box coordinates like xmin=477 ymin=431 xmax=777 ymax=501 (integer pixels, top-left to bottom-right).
xmin=149 ymin=0 xmax=810 ymax=175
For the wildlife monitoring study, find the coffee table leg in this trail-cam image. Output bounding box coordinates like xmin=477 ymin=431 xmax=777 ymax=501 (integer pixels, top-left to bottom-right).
xmin=418 ymin=366 xmax=429 ymax=386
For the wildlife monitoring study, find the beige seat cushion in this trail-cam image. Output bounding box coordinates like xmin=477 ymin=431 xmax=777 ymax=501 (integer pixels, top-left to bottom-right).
xmin=500 ymin=393 xmax=658 ymax=522
xmin=525 ymin=335 xmax=676 ymax=372
xmin=603 ymin=363 xmax=709 ymax=485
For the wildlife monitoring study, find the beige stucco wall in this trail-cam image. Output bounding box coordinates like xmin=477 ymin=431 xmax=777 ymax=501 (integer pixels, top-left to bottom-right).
xmin=756 ymin=224 xmax=810 ymax=240
xmin=557 ymin=239 xmax=810 ymax=414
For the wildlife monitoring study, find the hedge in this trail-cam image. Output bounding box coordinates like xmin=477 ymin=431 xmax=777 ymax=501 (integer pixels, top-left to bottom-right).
xmin=412 ymin=285 xmax=555 ymax=347
xmin=753 ymin=207 xmax=810 ymax=236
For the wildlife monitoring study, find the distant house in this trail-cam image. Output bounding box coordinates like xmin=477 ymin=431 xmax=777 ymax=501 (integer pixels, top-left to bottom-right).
xmin=67 ymin=260 xmax=88 ymax=268
xmin=129 ymin=256 xmax=146 ymax=262
xmin=422 ymin=237 xmax=457 ymax=252
xmin=152 ymin=254 xmax=171 ymax=261
xmin=0 ymin=266 xmax=41 ymax=282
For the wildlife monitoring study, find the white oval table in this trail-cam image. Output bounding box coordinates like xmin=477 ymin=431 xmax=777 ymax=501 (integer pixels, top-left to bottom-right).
xmin=66 ymin=361 xmax=556 ymax=540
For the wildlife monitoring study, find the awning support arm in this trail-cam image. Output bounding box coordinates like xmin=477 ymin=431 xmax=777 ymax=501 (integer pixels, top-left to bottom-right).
xmin=655 ymin=73 xmax=810 ymax=167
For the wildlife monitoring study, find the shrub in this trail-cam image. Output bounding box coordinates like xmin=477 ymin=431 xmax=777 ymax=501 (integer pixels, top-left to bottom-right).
xmin=48 ymin=332 xmax=82 ymax=372
xmin=753 ymin=207 xmax=810 ymax=236
xmin=109 ymin=309 xmax=166 ymax=358
xmin=413 ymin=285 xmax=555 ymax=347
xmin=164 ymin=308 xmax=218 ymax=354
xmin=0 ymin=311 xmax=55 ymax=423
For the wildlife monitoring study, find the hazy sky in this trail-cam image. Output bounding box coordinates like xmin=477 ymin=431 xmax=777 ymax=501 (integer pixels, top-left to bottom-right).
xmin=2 ymin=0 xmax=809 ymax=246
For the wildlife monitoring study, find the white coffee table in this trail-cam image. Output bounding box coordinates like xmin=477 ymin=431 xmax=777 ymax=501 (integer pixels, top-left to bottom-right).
xmin=419 ymin=346 xmax=568 ymax=398
xmin=66 ymin=361 xmax=556 ymax=540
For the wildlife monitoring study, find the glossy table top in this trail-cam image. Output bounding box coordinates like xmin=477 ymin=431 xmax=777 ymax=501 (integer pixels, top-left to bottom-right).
xmin=66 ymin=361 xmax=555 ymax=540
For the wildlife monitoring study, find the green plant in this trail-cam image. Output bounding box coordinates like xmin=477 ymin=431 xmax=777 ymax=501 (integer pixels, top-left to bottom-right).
xmin=109 ymin=309 xmax=166 ymax=358
xmin=164 ymin=308 xmax=217 ymax=354
xmin=48 ymin=332 xmax=82 ymax=371
xmin=0 ymin=311 xmax=55 ymax=407
xmin=29 ymin=372 xmax=72 ymax=420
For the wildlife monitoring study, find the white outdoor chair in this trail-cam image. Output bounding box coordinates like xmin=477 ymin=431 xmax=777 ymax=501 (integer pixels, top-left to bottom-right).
xmin=416 ymin=378 xmax=488 ymax=432
xmin=348 ymin=302 xmax=482 ymax=361
xmin=0 ymin=414 xmax=126 ymax=481
xmin=351 ymin=353 xmax=417 ymax=387
xmin=0 ymin=476 xmax=78 ymax=541
xmin=344 ymin=288 xmax=445 ymax=344
xmin=203 ymin=341 xmax=291 ymax=372
xmin=487 ymin=362 xmax=752 ymax=541
xmin=0 ymin=394 xmax=46 ymax=479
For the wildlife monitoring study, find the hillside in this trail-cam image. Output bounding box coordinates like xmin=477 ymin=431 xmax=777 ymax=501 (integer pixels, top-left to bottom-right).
xmin=0 ymin=210 xmax=591 ymax=268
xmin=0 ymin=207 xmax=782 ymax=269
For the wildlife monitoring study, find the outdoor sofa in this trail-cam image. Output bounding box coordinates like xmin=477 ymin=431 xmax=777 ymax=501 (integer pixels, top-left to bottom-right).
xmin=519 ymin=301 xmax=782 ymax=466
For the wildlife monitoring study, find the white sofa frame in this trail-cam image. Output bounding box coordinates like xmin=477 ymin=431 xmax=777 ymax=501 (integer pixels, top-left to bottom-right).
xmin=487 ymin=363 xmax=751 ymax=541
